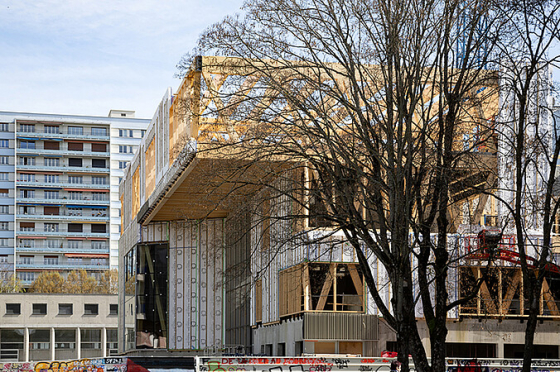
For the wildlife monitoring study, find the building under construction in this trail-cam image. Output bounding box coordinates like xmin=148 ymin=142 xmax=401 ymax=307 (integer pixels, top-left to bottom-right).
xmin=118 ymin=56 xmax=560 ymax=358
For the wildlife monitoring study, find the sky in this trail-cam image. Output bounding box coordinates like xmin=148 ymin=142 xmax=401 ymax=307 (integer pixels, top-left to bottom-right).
xmin=0 ymin=0 xmax=244 ymax=119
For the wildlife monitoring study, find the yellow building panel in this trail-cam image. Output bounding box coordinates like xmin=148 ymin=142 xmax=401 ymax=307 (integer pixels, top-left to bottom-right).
xmin=145 ymin=138 xmax=156 ymax=198
xmin=132 ymin=167 xmax=140 ymax=220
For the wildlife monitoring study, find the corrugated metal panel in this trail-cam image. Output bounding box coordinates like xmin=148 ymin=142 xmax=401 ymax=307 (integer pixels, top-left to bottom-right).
xmin=304 ymin=313 xmax=378 ymax=341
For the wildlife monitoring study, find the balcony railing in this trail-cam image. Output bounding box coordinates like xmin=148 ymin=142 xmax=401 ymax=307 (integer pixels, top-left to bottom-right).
xmin=17 ymin=262 xmax=110 ymax=270
xmin=17 ymin=165 xmax=110 ymax=174
xmin=15 ymin=180 xmax=110 ymax=189
xmin=16 ymin=131 xmax=109 ymax=141
xmin=17 ymin=230 xmax=109 ymax=238
xmin=16 ymin=247 xmax=109 ymax=254
xmin=16 ymin=214 xmax=109 ymax=222
xmin=17 ymin=148 xmax=109 ymax=157
xmin=16 ymin=198 xmax=110 ymax=205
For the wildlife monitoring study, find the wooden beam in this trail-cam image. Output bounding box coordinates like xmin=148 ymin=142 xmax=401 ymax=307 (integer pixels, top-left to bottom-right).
xmin=348 ymin=265 xmax=364 ymax=297
xmin=501 ymin=270 xmax=521 ymax=315
xmin=302 ymin=263 xmax=311 ymax=311
xmin=316 ymin=264 xmax=335 ymax=311
xmin=542 ymin=277 xmax=560 ymax=316
xmin=471 ymin=267 xmax=498 ymax=314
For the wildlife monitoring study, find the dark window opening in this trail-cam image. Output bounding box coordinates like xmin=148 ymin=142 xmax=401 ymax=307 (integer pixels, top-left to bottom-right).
xmin=68 ymin=142 xmax=83 ymax=151
xmin=68 ymin=158 xmax=82 ymax=167
xmin=68 ymin=223 xmax=83 ymax=233
xmin=91 ymin=143 xmax=107 ymax=152
xmin=91 ymin=224 xmax=106 ymax=233
xmin=59 ymin=304 xmax=73 ymax=315
xmin=446 ymin=343 xmax=496 ymax=358
xmin=504 ymin=344 xmax=558 ymax=359
xmin=44 ymin=141 xmax=60 ymax=150
xmin=6 ymin=303 xmax=21 ymax=315
xmin=44 ymin=206 xmax=59 ymax=215
xmin=84 ymin=304 xmax=98 ymax=315
xmin=32 ymin=303 xmax=47 ymax=315
xmin=109 ymin=304 xmax=118 ymax=315
xmin=92 ymin=159 xmax=106 ymax=168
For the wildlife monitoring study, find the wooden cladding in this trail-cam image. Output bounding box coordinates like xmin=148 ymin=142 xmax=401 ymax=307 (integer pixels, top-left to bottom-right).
xmin=132 ymin=167 xmax=140 ymax=220
xmin=145 ymin=139 xmax=156 ymax=198
xmin=255 ymin=279 xmax=262 ymax=323
xmin=278 ymin=262 xmax=364 ymax=318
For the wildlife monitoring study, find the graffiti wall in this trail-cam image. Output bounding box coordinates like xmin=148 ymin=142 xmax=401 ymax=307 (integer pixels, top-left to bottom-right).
xmin=0 ymin=358 xmax=126 ymax=372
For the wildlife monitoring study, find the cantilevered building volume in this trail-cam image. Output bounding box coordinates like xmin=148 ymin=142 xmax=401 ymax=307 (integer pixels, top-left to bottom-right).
xmin=0 ymin=110 xmax=149 ymax=286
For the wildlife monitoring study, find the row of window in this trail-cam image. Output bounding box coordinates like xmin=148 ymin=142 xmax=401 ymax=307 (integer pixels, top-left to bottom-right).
xmin=18 ymin=190 xmax=109 ymax=200
xmin=6 ymin=303 xmax=117 ymax=316
xmin=19 ymin=124 xmax=108 ymax=136
xmin=17 ymin=255 xmax=108 ymax=266
xmin=18 ymin=174 xmax=108 ymax=185
xmin=18 ymin=157 xmax=108 ymax=168
xmin=38 ymin=223 xmax=108 ymax=233
xmin=18 ymin=206 xmax=108 ymax=217
xmin=19 ymin=141 xmax=108 ymax=152
xmin=18 ymin=239 xmax=108 ymax=249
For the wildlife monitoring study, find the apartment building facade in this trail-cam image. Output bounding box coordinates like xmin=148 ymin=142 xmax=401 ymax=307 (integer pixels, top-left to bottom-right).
xmin=0 ymin=110 xmax=149 ymax=285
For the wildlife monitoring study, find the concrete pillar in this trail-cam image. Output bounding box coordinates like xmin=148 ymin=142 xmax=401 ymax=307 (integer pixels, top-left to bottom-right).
xmin=102 ymin=327 xmax=107 ymax=357
xmin=76 ymin=327 xmax=81 ymax=360
xmin=51 ymin=327 xmax=55 ymax=361
xmin=23 ymin=327 xmax=29 ymax=362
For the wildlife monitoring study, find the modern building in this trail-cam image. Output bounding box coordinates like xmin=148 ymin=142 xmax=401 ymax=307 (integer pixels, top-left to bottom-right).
xmin=0 ymin=111 xmax=149 ymax=286
xmin=0 ymin=293 xmax=118 ymax=362
xmin=118 ymin=57 xmax=560 ymax=358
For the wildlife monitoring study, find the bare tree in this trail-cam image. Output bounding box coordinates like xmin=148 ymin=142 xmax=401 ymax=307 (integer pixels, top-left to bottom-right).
xmin=494 ymin=0 xmax=560 ymax=370
xmin=172 ymin=0 xmax=545 ymax=370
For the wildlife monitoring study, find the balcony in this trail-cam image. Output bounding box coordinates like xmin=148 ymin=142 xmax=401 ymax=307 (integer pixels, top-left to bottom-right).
xmin=16 ymin=247 xmax=109 ymax=254
xmin=15 ymin=198 xmax=110 ymax=206
xmin=16 ymin=214 xmax=109 ymax=222
xmin=15 ymin=180 xmax=110 ymax=190
xmin=17 ymin=262 xmax=110 ymax=270
xmin=16 ymin=131 xmax=110 ymax=141
xmin=17 ymin=148 xmax=109 ymax=158
xmin=17 ymin=165 xmax=110 ymax=174
xmin=16 ymin=230 xmax=109 ymax=239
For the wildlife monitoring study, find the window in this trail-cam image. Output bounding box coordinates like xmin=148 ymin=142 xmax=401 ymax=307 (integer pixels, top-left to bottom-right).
xmin=0 ymin=239 xmax=8 ymax=247
xmin=44 ymin=190 xmax=59 ymax=199
xmin=68 ymin=223 xmax=83 ymax=233
xmin=119 ymin=161 xmax=128 ymax=169
xmin=68 ymin=208 xmax=82 ymax=216
xmin=141 ymin=130 xmax=146 ymax=137
xmin=20 ymin=223 xmax=35 ymax=232
xmin=0 ymin=157 xmax=10 ymax=165
xmin=19 ymin=173 xmax=35 ymax=182
xmin=19 ymin=189 xmax=34 ymax=198
xmin=0 ymin=140 xmax=9 ymax=148
xmin=119 ymin=145 xmax=133 ymax=153
xmin=44 ymin=125 xmax=59 ymax=134
xmin=19 ymin=206 xmax=35 ymax=214
xmin=68 ymin=126 xmax=83 ymax=135
xmin=19 ymin=140 xmax=34 ymax=149
xmin=67 ymin=142 xmax=83 ymax=151
xmin=44 ymin=223 xmax=59 ymax=232
xmin=84 ymin=304 xmax=98 ymax=315
xmin=0 ymin=189 xmax=9 ymax=197
xmin=69 ymin=191 xmax=83 ymax=200
xmin=109 ymin=304 xmax=118 ymax=315
xmin=91 ymin=240 xmax=107 ymax=250
xmin=0 ymin=222 xmax=8 ymax=230
xmin=59 ymin=304 xmax=73 ymax=315
xmin=20 ymin=239 xmax=35 ymax=247
xmin=92 ymin=192 xmax=107 ymax=201
xmin=46 ymin=240 xmax=60 ymax=248
xmin=68 ymin=257 xmax=83 ymax=264
xmin=17 ymin=272 xmax=34 ymax=281
xmin=0 ymin=173 xmax=8 ymax=181
xmin=91 ymin=143 xmax=107 ymax=152
xmin=44 ymin=141 xmax=60 ymax=150
xmin=44 ymin=174 xmax=59 ymax=183
xmin=92 ymin=159 xmax=106 ymax=168
xmin=44 ymin=256 xmax=58 ymax=265
xmin=91 ymin=224 xmax=106 ymax=233
xmin=68 ymin=176 xmax=83 ymax=184
xmin=44 ymin=206 xmax=59 ymax=216
xmin=68 ymin=158 xmax=82 ymax=167
xmin=68 ymin=240 xmax=83 ymax=249
xmin=81 ymin=329 xmax=101 ymax=349
xmin=91 ymin=127 xmax=107 ymax=136
xmin=92 ymin=176 xmax=107 ymax=185
xmin=19 ymin=157 xmax=36 ymax=166
xmin=32 ymin=304 xmax=47 ymax=315
xmin=20 ymin=124 xmax=35 ymax=133
xmin=0 ymin=205 xmax=9 ymax=214
xmin=6 ymin=303 xmax=20 ymax=315
xmin=119 ymin=129 xmax=133 ymax=137
xmin=0 ymin=255 xmax=7 ymax=263
xmin=0 ymin=123 xmax=9 ymax=132
xmin=19 ymin=255 xmax=33 ymax=264
xmin=44 ymin=158 xmax=60 ymax=167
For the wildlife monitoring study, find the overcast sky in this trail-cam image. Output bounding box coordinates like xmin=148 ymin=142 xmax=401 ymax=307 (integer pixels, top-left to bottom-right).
xmin=0 ymin=0 xmax=244 ymax=119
